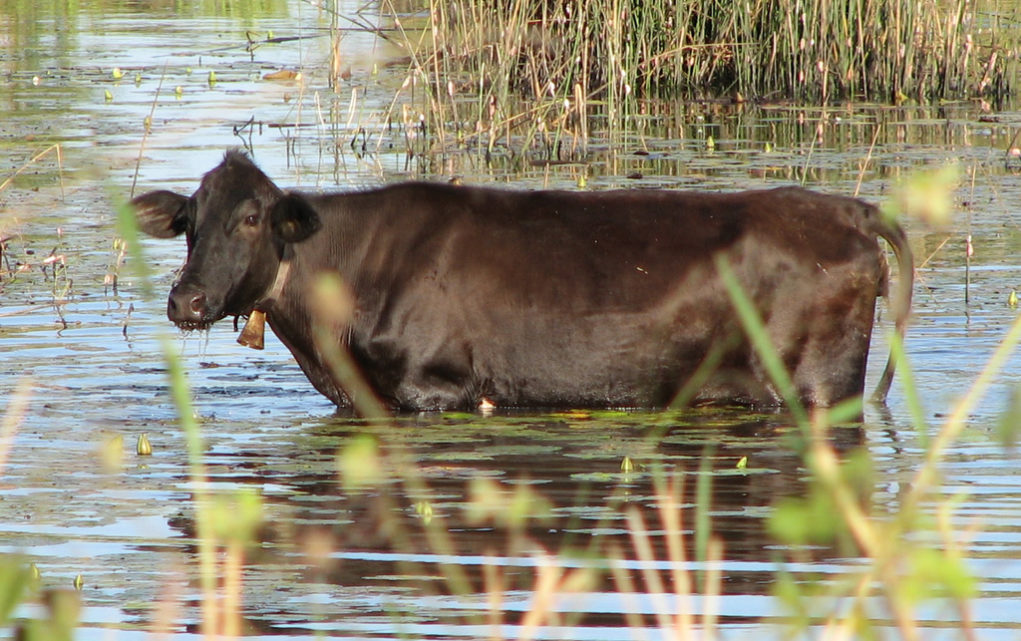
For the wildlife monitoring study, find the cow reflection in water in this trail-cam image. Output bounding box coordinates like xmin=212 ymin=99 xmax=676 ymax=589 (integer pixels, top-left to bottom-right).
xmin=132 ymin=150 xmax=912 ymax=412
xmin=160 ymin=414 xmax=869 ymax=635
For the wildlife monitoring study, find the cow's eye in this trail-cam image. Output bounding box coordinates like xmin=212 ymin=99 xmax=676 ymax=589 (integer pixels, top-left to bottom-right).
xmin=244 ymin=213 xmax=259 ymax=226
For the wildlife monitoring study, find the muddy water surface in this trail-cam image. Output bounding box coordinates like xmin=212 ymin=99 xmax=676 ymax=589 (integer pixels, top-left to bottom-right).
xmin=2 ymin=1 xmax=1021 ymax=639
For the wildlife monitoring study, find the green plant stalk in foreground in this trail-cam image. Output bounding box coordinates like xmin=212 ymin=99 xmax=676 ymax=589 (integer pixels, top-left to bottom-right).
xmin=712 ymin=253 xmax=810 ymax=428
xmin=114 ymin=198 xmax=220 ymax=637
xmin=715 ymin=243 xmax=1019 ymax=639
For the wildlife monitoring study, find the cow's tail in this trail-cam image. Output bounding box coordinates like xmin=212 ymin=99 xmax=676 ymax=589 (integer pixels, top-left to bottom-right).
xmin=870 ymin=211 xmax=914 ymax=403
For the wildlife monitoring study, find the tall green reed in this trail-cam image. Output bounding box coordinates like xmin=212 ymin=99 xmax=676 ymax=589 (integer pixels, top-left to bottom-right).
xmin=710 ymin=167 xmax=1019 ymax=638
xmin=115 ymin=195 xmax=280 ymax=637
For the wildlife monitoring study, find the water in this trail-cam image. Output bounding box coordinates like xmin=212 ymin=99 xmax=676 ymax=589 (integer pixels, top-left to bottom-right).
xmin=2 ymin=1 xmax=1021 ymax=639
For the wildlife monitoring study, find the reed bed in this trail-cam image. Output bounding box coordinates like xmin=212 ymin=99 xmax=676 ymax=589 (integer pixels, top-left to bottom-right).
xmin=379 ymin=0 xmax=1020 ymax=151
xmin=351 ymin=0 xmax=1021 ymax=168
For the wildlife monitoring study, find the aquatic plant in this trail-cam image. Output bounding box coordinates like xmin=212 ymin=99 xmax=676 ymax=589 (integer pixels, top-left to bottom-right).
xmin=352 ymin=0 xmax=1021 ymax=163
xmin=0 ymin=146 xmax=74 ymax=323
xmin=711 ymin=170 xmax=1021 ymax=639
xmin=386 ymin=0 xmax=1019 ymax=104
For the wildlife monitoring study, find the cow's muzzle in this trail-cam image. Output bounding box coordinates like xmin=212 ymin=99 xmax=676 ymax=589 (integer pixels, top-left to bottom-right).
xmin=167 ymin=284 xmax=214 ymax=330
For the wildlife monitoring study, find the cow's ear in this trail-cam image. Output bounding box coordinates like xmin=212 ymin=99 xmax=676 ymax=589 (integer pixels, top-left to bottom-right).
xmin=271 ymin=193 xmax=321 ymax=243
xmin=131 ymin=190 xmax=190 ymax=238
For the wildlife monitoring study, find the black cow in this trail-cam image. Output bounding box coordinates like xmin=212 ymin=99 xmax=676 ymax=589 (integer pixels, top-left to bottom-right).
xmin=131 ymin=150 xmax=912 ymax=412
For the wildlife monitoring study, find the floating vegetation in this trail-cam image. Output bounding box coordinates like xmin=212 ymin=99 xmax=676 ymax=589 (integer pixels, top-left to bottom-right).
xmin=136 ymin=433 xmax=152 ymax=456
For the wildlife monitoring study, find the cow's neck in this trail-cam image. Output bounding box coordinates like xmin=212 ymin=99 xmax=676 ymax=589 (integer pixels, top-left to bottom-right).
xmin=259 ymin=244 xmax=294 ymax=313
xmin=237 ymin=245 xmax=293 ymax=350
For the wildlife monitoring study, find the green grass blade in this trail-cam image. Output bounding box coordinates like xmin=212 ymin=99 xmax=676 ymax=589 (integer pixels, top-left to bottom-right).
xmin=713 ymin=253 xmax=809 ymax=428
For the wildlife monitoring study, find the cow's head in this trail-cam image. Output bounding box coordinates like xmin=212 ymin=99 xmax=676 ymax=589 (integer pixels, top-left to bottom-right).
xmin=131 ymin=150 xmax=320 ymax=329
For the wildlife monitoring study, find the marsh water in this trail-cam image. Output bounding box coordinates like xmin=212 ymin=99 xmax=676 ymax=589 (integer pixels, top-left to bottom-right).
xmin=2 ymin=1 xmax=1021 ymax=639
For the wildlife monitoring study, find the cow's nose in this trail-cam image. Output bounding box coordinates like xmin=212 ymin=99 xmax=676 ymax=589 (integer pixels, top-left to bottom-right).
xmin=167 ymin=287 xmax=207 ymax=324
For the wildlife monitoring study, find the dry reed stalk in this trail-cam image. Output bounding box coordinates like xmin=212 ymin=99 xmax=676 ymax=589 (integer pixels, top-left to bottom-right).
xmin=482 ymin=560 xmax=505 ymax=641
xmin=220 ymin=540 xmax=243 ymax=637
xmin=130 ymin=64 xmax=167 ymax=198
xmin=654 ymin=474 xmax=695 ymax=636
xmin=389 ymin=0 xmax=1017 ymax=134
xmin=625 ymin=507 xmax=679 ymax=633
xmin=0 ymin=144 xmax=64 ymax=200
xmin=516 ymin=558 xmax=563 ymax=641
xmin=147 ymin=563 xmax=184 ymax=641
xmin=600 ymin=471 xmax=723 ymax=641
xmin=0 ymin=378 xmax=33 ymax=476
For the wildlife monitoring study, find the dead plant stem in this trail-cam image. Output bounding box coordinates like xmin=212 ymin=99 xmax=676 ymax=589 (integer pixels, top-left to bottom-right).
xmin=0 ymin=144 xmax=64 ymax=200
xmin=130 ymin=63 xmax=167 ymax=198
xmin=0 ymin=377 xmax=32 ymax=476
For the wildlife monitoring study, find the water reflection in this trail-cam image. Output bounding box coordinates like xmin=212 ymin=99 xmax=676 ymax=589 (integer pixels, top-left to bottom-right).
xmin=149 ymin=411 xmax=867 ymax=636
